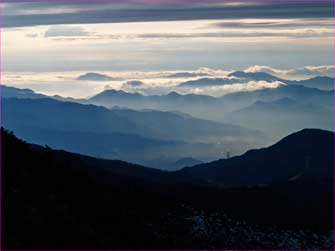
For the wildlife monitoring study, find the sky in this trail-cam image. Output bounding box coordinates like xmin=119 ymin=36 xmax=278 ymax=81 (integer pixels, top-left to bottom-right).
xmin=1 ymin=0 xmax=334 ymax=98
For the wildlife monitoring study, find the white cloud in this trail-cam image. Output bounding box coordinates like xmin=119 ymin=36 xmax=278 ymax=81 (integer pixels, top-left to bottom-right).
xmin=245 ymin=65 xmax=334 ymax=79
xmin=182 ymin=81 xmax=285 ymax=97
xmin=4 ymin=63 xmax=330 ymax=99
xmin=292 ymin=65 xmax=334 ymax=77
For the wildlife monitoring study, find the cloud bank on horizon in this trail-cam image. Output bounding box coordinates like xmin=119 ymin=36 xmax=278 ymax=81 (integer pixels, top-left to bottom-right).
xmin=244 ymin=65 xmax=334 ymax=79
xmin=3 ymin=64 xmax=333 ymax=98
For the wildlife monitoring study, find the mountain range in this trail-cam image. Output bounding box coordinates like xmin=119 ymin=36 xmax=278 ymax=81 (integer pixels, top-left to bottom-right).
xmin=221 ymin=84 xmax=333 ymax=112
xmin=3 ymin=82 xmax=333 ymax=144
xmin=225 ymin=97 xmax=333 ymax=138
xmin=88 ymin=85 xmax=333 ymax=140
xmin=178 ymin=71 xmax=334 ymax=91
xmin=2 ymin=96 xmax=264 ymax=169
xmin=178 ymin=77 xmax=242 ymax=87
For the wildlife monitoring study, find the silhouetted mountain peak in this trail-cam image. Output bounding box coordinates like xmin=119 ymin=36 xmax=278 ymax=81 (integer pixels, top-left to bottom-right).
xmin=91 ymin=89 xmax=143 ymax=100
xmin=183 ymin=128 xmax=334 ymax=186
xmin=167 ymin=91 xmax=181 ymax=97
xmin=270 ymin=128 xmax=333 ymax=149
xmin=103 ymin=89 xmax=127 ymax=94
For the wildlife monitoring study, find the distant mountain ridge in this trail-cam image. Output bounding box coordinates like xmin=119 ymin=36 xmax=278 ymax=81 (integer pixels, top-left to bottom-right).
xmin=3 ymin=84 xmax=333 ymax=143
xmin=2 ymin=85 xmax=51 ymax=99
xmin=224 ymin=97 xmax=333 ymax=138
xmin=2 ymin=96 xmax=264 ymax=169
xmin=287 ymin=76 xmax=334 ymax=90
xmin=228 ymin=71 xmax=282 ymax=82
xmin=77 ymin=72 xmax=123 ymax=81
xmin=164 ymin=72 xmax=210 ymax=78
xmin=177 ymin=71 xmax=334 ymax=90
xmin=178 ymin=77 xmax=242 ymax=87
xmin=221 ymin=84 xmax=333 ymax=111
xmin=1 ymin=85 xmax=86 ymax=103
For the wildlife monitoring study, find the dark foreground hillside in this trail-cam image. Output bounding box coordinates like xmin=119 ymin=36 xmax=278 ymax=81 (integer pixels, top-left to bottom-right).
xmin=2 ymin=128 xmax=334 ymax=250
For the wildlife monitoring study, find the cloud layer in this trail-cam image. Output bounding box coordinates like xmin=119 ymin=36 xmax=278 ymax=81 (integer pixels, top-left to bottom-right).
xmin=181 ymin=81 xmax=285 ymax=97
xmin=4 ymin=64 xmax=329 ymax=98
xmin=245 ymin=65 xmax=334 ymax=79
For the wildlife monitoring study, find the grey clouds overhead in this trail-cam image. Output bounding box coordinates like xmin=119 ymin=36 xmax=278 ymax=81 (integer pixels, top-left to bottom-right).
xmin=2 ymin=1 xmax=334 ymax=28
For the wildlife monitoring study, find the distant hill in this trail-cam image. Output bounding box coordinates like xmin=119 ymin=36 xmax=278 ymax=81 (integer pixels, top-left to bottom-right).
xmin=140 ymin=157 xmax=203 ymax=171
xmin=183 ymin=129 xmax=334 ymax=187
xmin=88 ymin=83 xmax=333 ymax=124
xmin=228 ymin=71 xmax=283 ymax=82
xmin=228 ymin=71 xmax=334 ymax=91
xmin=89 ymin=89 xmax=145 ymax=104
xmin=3 ymin=97 xmax=261 ymax=143
xmin=89 ymin=89 xmax=219 ymax=108
xmin=77 ymin=72 xmax=123 ymax=81
xmin=1 ymin=85 xmax=86 ymax=103
xmin=176 ymin=71 xmax=282 ymax=88
xmin=177 ymin=71 xmax=333 ymax=91
xmin=221 ymin=84 xmax=333 ymax=111
xmin=164 ymin=72 xmax=210 ymax=78
xmin=178 ymin=77 xmax=241 ymax=87
xmin=228 ymin=71 xmax=334 ymax=90
xmin=1 ymin=85 xmax=49 ymax=99
xmin=174 ymin=157 xmax=203 ymax=168
xmin=225 ymin=98 xmax=333 ymax=138
xmin=5 ymin=84 xmax=332 ymax=126
xmin=3 ymin=85 xmax=333 ymax=144
xmin=3 ymin=83 xmax=333 ymax=154
xmin=109 ymin=107 xmax=262 ymax=142
xmin=287 ymin=76 xmax=334 ymax=90
xmin=88 ymin=89 xmax=228 ymax=121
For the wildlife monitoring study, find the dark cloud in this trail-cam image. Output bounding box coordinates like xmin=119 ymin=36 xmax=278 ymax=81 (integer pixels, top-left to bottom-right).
xmin=2 ymin=1 xmax=333 ymax=28
xmin=212 ymin=19 xmax=333 ymax=29
xmin=136 ymin=30 xmax=333 ymax=39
